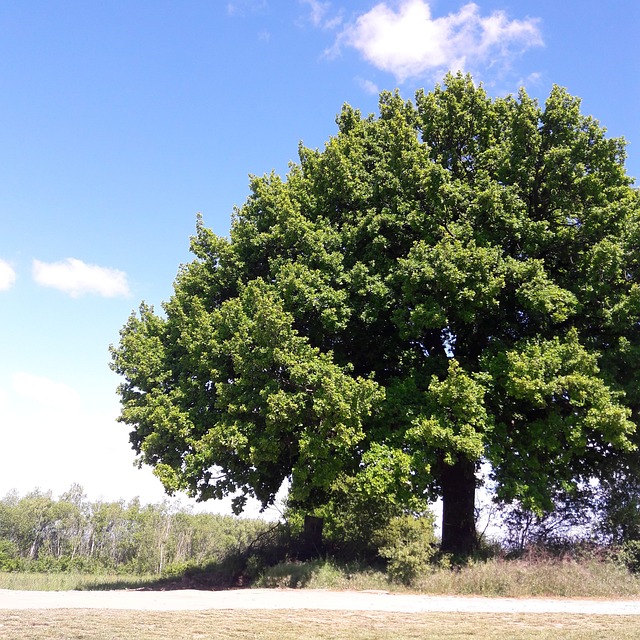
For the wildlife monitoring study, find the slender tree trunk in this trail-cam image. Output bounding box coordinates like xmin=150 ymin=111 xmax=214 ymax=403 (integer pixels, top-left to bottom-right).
xmin=440 ymin=456 xmax=477 ymax=555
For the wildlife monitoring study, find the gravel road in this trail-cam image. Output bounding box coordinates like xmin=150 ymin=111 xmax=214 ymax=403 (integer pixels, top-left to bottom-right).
xmin=2 ymin=589 xmax=640 ymax=615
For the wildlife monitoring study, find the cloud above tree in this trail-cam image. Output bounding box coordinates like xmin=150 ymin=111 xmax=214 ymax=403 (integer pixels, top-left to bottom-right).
xmin=32 ymin=258 xmax=131 ymax=298
xmin=334 ymin=0 xmax=543 ymax=82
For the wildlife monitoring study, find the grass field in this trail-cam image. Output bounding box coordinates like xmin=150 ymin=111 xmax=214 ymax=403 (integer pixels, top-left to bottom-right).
xmin=1 ymin=610 xmax=639 ymax=640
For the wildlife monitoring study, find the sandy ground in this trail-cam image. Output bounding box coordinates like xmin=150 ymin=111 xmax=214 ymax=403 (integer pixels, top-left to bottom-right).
xmin=1 ymin=589 xmax=640 ymax=615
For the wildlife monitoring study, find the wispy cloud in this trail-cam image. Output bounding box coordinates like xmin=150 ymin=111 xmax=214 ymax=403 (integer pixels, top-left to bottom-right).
xmin=333 ymin=0 xmax=543 ymax=82
xmin=522 ymin=71 xmax=543 ymax=87
xmin=32 ymin=258 xmax=131 ymax=298
xmin=227 ymin=0 xmax=267 ymax=17
xmin=300 ymin=0 xmax=342 ymax=29
xmin=0 ymin=259 xmax=16 ymax=291
xmin=356 ymin=77 xmax=380 ymax=95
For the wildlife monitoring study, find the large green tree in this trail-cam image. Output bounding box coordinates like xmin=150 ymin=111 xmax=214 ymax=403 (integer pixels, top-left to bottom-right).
xmin=111 ymin=74 xmax=639 ymax=554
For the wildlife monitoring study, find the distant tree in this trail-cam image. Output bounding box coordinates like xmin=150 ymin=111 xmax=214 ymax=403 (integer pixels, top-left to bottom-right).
xmin=111 ymin=73 xmax=639 ymax=555
xmin=0 ymin=488 xmax=271 ymax=573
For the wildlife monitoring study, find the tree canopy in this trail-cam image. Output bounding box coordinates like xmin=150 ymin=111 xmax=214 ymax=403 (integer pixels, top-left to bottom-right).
xmin=111 ymin=74 xmax=640 ymax=554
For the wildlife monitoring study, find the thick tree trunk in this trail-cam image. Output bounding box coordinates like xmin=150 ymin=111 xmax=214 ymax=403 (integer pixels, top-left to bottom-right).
xmin=440 ymin=456 xmax=478 ymax=555
xmin=300 ymin=515 xmax=324 ymax=560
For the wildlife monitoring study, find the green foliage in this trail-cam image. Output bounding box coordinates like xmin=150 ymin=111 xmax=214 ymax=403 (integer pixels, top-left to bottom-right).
xmin=376 ymin=515 xmax=438 ymax=584
xmin=0 ymin=539 xmax=20 ymax=571
xmin=111 ymin=73 xmax=639 ymax=553
xmin=616 ymin=540 xmax=640 ymax=573
xmin=293 ymin=443 xmax=430 ymax=561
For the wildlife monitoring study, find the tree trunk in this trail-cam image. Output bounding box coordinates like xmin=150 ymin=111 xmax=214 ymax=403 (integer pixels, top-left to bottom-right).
xmin=300 ymin=515 xmax=324 ymax=560
xmin=440 ymin=456 xmax=477 ymax=555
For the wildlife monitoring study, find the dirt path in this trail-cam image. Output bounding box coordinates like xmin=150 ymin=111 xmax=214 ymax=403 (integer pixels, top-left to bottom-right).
xmin=1 ymin=588 xmax=640 ymax=615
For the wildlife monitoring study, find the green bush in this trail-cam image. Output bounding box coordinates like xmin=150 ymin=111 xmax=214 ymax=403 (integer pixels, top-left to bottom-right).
xmin=0 ymin=540 xmax=21 ymax=571
xmin=615 ymin=540 xmax=640 ymax=573
xmin=375 ymin=514 xmax=437 ymax=584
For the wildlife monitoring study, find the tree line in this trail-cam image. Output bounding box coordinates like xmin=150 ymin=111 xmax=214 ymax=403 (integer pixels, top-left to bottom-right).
xmin=0 ymin=485 xmax=270 ymax=574
xmin=3 ymin=480 xmax=640 ymax=583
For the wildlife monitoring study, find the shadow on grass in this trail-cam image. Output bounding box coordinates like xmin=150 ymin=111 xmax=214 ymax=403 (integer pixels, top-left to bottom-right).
xmin=83 ymin=555 xmax=252 ymax=592
xmin=251 ymin=561 xmax=322 ymax=589
xmin=82 ymin=524 xmax=331 ymax=592
xmin=84 ymin=526 xmax=296 ymax=592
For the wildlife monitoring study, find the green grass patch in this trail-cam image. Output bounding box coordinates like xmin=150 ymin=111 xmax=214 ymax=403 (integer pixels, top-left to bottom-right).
xmin=0 ymin=572 xmax=158 ymax=592
xmin=255 ymin=560 xmax=390 ymax=591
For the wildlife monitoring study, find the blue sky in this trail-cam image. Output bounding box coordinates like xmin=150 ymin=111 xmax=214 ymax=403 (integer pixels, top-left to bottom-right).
xmin=1 ymin=0 xmax=638 ymax=514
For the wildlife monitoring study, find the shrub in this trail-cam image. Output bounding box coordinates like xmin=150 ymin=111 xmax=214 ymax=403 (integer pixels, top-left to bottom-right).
xmin=615 ymin=540 xmax=640 ymax=573
xmin=375 ymin=514 xmax=437 ymax=584
xmin=0 ymin=540 xmax=21 ymax=571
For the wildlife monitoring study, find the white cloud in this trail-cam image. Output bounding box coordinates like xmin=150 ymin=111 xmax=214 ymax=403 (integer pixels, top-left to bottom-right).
xmin=11 ymin=372 xmax=82 ymax=411
xmin=335 ymin=0 xmax=543 ymax=82
xmin=0 ymin=259 xmax=16 ymax=291
xmin=32 ymin=258 xmax=131 ymax=298
xmin=0 ymin=372 xmax=167 ymax=504
xmin=0 ymin=371 xmax=281 ymax=517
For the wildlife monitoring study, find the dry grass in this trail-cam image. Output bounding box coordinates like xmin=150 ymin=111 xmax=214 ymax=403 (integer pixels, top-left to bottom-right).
xmin=412 ymin=558 xmax=640 ymax=598
xmin=256 ymin=558 xmax=640 ymax=598
xmin=1 ymin=609 xmax=639 ymax=640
